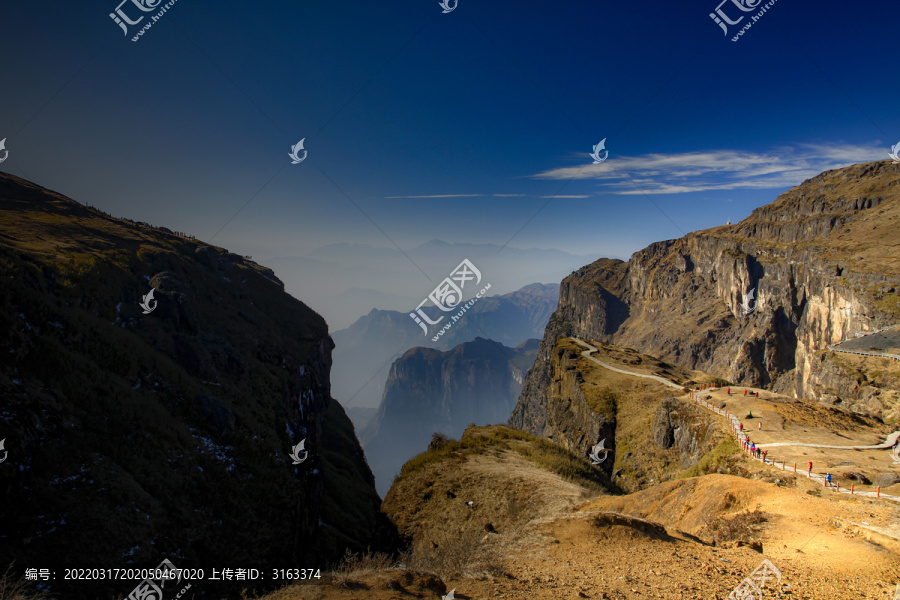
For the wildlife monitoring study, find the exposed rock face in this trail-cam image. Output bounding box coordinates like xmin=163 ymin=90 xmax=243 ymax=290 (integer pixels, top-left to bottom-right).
xmin=512 ymin=161 xmax=900 ymax=421
xmin=527 ymin=344 xmax=616 ymax=474
xmin=362 ymin=337 xmax=538 ymax=495
xmin=653 ymin=398 xmax=718 ymax=467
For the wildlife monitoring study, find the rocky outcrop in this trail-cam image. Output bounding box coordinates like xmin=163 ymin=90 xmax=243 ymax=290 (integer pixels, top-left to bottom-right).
xmin=873 ymin=473 xmax=900 ymax=487
xmin=513 ymin=161 xmax=900 ymax=421
xmin=653 ymin=398 xmax=718 ymax=467
xmin=530 ymin=344 xmax=615 ymax=474
xmin=362 ymin=337 xmax=539 ymax=495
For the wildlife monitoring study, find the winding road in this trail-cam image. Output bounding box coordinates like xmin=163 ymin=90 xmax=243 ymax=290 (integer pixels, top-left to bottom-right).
xmin=568 ymin=336 xmax=900 ymax=501
xmin=758 ymin=431 xmax=900 ymax=450
xmin=571 ymin=338 xmax=685 ymax=391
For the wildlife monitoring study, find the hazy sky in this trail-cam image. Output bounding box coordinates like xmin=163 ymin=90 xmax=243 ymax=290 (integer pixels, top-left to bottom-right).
xmin=2 ymin=0 xmax=898 ymax=325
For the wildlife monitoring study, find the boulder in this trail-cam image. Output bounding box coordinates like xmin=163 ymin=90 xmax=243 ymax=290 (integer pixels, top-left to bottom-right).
xmin=873 ymin=473 xmax=900 ymax=488
xmin=842 ymin=472 xmax=871 ymax=485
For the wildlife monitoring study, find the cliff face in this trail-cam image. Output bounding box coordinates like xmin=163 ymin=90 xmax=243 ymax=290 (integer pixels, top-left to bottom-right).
xmin=331 ymin=283 xmax=558 ymax=418
xmin=0 ymin=174 xmax=396 ymax=599
xmin=362 ymin=337 xmax=538 ymax=495
xmin=653 ymin=398 xmax=718 ymax=467
xmin=513 ymin=161 xmax=900 ymax=422
xmin=521 ymin=344 xmax=616 ymax=474
xmin=509 ymin=337 xmax=720 ymax=492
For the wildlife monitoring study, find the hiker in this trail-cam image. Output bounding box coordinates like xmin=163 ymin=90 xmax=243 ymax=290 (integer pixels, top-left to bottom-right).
xmin=808 ymin=461 xmax=813 ymax=475
xmin=743 ymin=389 xmax=747 ymax=396
xmin=750 ymin=443 xmax=755 ymax=455
xmin=758 ymin=421 xmax=761 ymax=431
xmin=762 ymin=450 xmax=768 ymax=463
xmin=746 ymin=410 xmax=753 ymax=419
xmin=727 ymin=387 xmax=731 ymax=395
xmin=739 ymin=423 xmax=743 ymax=432
xmin=825 ymin=473 xmax=833 ymax=488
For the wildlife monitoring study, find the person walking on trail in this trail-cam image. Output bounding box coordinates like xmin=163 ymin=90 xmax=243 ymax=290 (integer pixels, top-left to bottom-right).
xmin=808 ymin=461 xmax=813 ymax=475
xmin=762 ymin=449 xmax=768 ymax=463
xmin=758 ymin=421 xmax=761 ymax=431
xmin=825 ymin=473 xmax=833 ymax=487
xmin=743 ymin=389 xmax=747 ymax=396
xmin=727 ymin=387 xmax=731 ymax=395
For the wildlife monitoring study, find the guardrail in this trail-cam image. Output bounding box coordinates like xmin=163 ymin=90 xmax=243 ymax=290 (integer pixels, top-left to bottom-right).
xmin=688 ymin=388 xmax=900 ymax=503
xmin=827 ymin=346 xmax=900 ymax=361
xmin=828 ymin=324 xmax=900 ymax=361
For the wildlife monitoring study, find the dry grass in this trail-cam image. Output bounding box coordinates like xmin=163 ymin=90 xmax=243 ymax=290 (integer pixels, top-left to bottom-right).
xmin=397 ymin=426 xmax=607 ymax=492
xmin=702 ymin=507 xmax=770 ymax=544
xmin=407 ymin=527 xmax=502 ymax=580
xmin=0 ymin=566 xmax=50 ymax=600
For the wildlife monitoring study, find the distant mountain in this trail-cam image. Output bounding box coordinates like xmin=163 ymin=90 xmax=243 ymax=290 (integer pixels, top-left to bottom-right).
xmin=330 ymin=283 xmax=558 ymax=411
xmin=316 ymin=286 xmax=416 ymax=331
xmin=261 ymin=242 xmax=591 ymax=330
xmin=345 ymin=405 xmax=379 ymax=431
xmin=0 ymin=174 xmax=396 ymax=599
xmin=361 ymin=338 xmax=539 ymax=495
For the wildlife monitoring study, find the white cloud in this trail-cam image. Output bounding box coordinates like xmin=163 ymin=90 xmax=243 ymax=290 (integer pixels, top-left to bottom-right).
xmin=384 ymin=194 xmax=483 ymax=199
xmin=531 ymin=142 xmax=887 ymax=195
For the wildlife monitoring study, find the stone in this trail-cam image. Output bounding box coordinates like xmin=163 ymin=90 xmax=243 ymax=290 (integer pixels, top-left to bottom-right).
xmin=843 ymin=472 xmax=871 ymax=484
xmin=873 ymin=473 xmax=900 ymax=487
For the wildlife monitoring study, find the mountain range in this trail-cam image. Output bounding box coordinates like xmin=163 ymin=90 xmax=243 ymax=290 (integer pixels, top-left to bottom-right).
xmin=262 ymin=241 xmax=586 ymax=330
xmin=331 ymin=282 xmax=558 ymax=427
xmin=4 ymin=160 xmax=900 ymax=600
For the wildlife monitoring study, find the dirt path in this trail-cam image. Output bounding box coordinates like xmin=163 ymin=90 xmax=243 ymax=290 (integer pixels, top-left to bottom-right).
xmin=691 ymin=387 xmax=900 ymax=502
xmin=760 ymin=430 xmax=900 ymax=450
xmin=572 ymin=338 xmax=685 ymax=390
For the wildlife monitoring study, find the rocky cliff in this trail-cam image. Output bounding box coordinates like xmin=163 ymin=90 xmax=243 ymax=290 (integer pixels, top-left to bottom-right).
xmin=510 ymin=337 xmax=720 ymax=491
xmin=0 ymin=174 xmax=396 ymax=599
xmin=514 ymin=161 xmax=900 ymax=422
xmin=362 ymin=337 xmax=538 ymax=495
xmin=331 ymin=283 xmax=558 ymax=420
xmin=652 ymin=397 xmax=718 ymax=467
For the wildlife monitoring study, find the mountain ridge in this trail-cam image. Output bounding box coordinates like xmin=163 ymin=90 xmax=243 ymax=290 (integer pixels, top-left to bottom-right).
xmin=0 ymin=172 xmax=396 ymax=599
xmin=512 ymin=160 xmax=900 ymax=431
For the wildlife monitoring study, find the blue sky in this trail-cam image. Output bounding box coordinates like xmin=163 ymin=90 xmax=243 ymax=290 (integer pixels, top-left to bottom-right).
xmin=1 ymin=0 xmax=898 ymax=326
